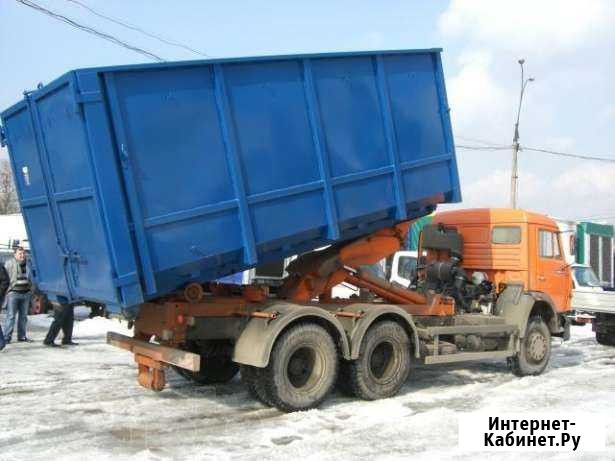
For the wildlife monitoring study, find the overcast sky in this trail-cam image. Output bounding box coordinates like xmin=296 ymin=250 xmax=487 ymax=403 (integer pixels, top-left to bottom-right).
xmin=1 ymin=0 xmax=613 ymax=223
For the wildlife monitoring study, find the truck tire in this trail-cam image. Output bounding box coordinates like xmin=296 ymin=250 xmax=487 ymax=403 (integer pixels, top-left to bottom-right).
xmin=240 ymin=365 xmax=259 ymax=399
xmin=174 ymin=341 xmax=239 ymax=385
xmin=240 ymin=365 xmax=275 ymax=406
xmin=342 ymin=321 xmax=411 ymax=400
xmin=261 ymin=323 xmax=338 ymax=412
xmin=509 ymin=316 xmax=551 ymax=377
xmin=596 ymin=333 xmax=615 ymax=346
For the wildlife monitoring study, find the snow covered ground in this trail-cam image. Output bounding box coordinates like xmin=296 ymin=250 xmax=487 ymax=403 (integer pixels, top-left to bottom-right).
xmin=0 ymin=311 xmax=614 ymax=461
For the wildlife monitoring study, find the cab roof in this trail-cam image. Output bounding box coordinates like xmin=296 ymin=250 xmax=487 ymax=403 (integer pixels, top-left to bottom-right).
xmin=433 ymin=208 xmax=557 ymax=227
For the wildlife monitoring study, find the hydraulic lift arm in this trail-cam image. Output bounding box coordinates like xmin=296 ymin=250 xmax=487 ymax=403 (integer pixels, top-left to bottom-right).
xmin=279 ymin=221 xmax=441 ymax=308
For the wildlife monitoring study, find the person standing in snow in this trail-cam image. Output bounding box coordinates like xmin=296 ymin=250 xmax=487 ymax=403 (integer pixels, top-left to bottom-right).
xmin=2 ymin=246 xmax=33 ymax=344
xmin=0 ymin=264 xmax=10 ymax=350
xmin=44 ymin=302 xmax=77 ymax=347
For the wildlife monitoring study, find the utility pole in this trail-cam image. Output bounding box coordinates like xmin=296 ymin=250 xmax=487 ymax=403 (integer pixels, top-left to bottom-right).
xmin=510 ymin=59 xmax=534 ymax=209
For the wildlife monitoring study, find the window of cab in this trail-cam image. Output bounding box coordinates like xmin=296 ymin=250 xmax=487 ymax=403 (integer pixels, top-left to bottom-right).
xmin=492 ymin=226 xmax=521 ymax=244
xmin=539 ymin=230 xmax=562 ymax=259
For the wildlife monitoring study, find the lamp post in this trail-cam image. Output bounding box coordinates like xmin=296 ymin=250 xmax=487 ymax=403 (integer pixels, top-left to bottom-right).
xmin=510 ymin=59 xmax=534 ymax=209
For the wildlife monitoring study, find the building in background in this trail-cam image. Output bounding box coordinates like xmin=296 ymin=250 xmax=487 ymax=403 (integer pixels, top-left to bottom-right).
xmin=576 ymin=222 xmax=614 ymax=287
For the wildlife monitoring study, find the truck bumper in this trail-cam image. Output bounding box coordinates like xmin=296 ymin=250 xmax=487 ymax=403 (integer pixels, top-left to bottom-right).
xmin=106 ymin=332 xmax=201 ymax=391
xmin=566 ymin=312 xmax=595 ymax=325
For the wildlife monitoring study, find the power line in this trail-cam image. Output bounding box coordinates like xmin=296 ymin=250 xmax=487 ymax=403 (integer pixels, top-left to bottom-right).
xmin=521 ymin=146 xmax=615 ymax=163
xmin=64 ymin=0 xmax=209 ymax=58
xmin=456 ymin=142 xmax=615 ymax=163
xmin=572 ymin=213 xmax=615 ymax=221
xmin=456 ymin=135 xmax=508 ymax=148
xmin=15 ymin=0 xmax=165 ymax=62
xmin=456 ymin=144 xmax=510 ymax=151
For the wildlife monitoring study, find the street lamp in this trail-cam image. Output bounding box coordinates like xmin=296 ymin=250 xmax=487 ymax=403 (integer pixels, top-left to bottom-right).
xmin=510 ymin=58 xmax=534 ymax=209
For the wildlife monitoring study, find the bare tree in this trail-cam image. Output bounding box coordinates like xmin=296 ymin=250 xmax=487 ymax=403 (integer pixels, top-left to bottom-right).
xmin=0 ymin=159 xmax=19 ymax=214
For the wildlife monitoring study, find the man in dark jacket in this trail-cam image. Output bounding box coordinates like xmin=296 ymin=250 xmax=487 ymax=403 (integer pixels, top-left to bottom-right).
xmin=44 ymin=302 xmax=77 ymax=347
xmin=0 ymin=264 xmax=10 ymax=350
xmin=2 ymin=247 xmax=32 ymax=343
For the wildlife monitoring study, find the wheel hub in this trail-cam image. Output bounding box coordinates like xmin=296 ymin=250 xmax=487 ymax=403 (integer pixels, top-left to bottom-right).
xmin=369 ymin=341 xmax=395 ymax=381
xmin=287 ymin=347 xmax=317 ymax=389
xmin=527 ymin=331 xmax=547 ymax=362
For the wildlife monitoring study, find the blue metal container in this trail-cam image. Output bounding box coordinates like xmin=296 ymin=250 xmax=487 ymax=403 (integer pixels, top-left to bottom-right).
xmin=0 ymin=49 xmax=460 ymax=313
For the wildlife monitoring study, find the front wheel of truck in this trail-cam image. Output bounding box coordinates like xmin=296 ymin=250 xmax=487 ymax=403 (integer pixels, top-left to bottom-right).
xmin=509 ymin=316 xmax=551 ymax=377
xmin=174 ymin=340 xmax=239 ymax=385
xmin=261 ymin=323 xmax=338 ymax=412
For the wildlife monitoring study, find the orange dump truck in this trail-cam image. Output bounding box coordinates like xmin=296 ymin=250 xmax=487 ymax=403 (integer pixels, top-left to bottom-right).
xmin=109 ymin=208 xmax=572 ymax=412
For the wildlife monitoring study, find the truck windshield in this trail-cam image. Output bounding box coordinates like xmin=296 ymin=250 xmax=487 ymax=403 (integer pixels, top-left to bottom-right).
xmin=573 ymin=266 xmax=601 ymax=287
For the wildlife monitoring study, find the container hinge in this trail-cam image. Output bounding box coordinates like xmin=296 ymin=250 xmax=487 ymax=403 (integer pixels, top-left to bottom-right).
xmin=0 ymin=125 xmax=6 ymax=147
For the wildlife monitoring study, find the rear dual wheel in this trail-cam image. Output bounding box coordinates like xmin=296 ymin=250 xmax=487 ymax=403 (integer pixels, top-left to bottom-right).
xmin=340 ymin=321 xmax=411 ymax=400
xmin=243 ymin=323 xmax=339 ymax=412
xmin=241 ymin=321 xmax=413 ymax=410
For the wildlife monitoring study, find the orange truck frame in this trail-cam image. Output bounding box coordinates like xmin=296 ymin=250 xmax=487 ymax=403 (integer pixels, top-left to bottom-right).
xmin=108 ymin=208 xmax=572 ymax=412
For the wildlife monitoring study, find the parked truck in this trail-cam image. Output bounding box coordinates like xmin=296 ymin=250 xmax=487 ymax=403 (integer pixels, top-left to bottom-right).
xmin=1 ymin=49 xmax=572 ymax=412
xmin=569 ymin=264 xmax=615 ymax=345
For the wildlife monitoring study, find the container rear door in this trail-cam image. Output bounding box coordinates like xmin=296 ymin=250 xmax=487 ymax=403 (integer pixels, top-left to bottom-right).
xmin=27 ymin=80 xmax=117 ymax=303
xmin=3 ymin=103 xmax=69 ymax=296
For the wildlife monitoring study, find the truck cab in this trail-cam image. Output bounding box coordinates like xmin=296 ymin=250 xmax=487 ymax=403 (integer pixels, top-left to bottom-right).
xmin=432 ymin=208 xmax=572 ymax=315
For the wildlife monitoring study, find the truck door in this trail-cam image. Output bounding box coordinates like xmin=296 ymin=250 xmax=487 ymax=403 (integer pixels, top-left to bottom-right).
xmin=535 ymin=227 xmax=571 ymax=311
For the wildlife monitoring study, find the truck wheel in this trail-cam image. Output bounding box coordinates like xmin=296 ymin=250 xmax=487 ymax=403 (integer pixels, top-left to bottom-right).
xmin=174 ymin=341 xmax=239 ymax=385
xmin=343 ymin=321 xmax=411 ymax=400
xmin=509 ymin=316 xmax=551 ymax=377
xmin=240 ymin=365 xmax=259 ymax=399
xmin=596 ymin=333 xmax=615 ymax=346
xmin=240 ymin=365 xmax=275 ymax=406
xmin=262 ymin=323 xmax=338 ymax=412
